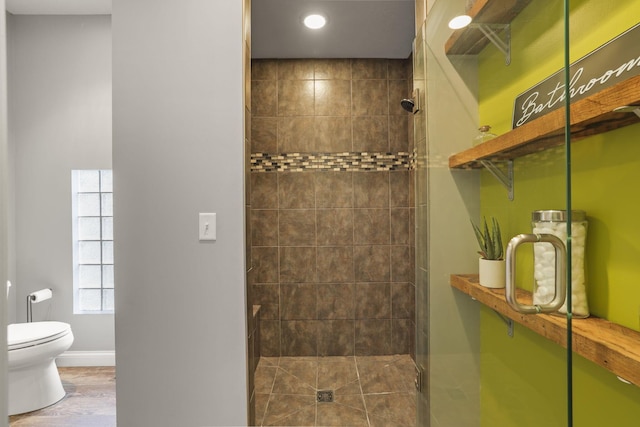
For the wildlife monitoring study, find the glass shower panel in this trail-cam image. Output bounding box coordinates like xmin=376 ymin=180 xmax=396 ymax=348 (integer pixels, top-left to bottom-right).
xmin=413 ymin=21 xmax=430 ymax=424
xmin=416 ymin=0 xmax=571 ymax=425
xmin=568 ymin=1 xmax=640 ymax=425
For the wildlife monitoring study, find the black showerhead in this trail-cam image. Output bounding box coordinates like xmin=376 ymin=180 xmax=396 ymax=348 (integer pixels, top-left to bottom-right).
xmin=400 ymin=98 xmax=415 ymax=113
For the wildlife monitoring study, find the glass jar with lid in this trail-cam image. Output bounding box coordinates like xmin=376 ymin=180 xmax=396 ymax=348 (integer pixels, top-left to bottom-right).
xmin=532 ymin=210 xmax=589 ymax=318
xmin=472 ymin=125 xmax=497 ymax=146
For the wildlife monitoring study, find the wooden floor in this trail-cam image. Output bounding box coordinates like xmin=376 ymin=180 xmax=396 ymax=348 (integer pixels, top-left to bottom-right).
xmin=9 ymin=367 xmax=116 ymax=427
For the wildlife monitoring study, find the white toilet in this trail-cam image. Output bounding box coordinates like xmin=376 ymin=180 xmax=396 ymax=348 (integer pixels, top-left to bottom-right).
xmin=7 ymin=282 xmax=74 ymax=415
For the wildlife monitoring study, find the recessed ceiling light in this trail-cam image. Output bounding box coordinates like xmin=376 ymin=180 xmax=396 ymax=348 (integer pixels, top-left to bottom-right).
xmin=304 ymin=14 xmax=327 ymax=30
xmin=448 ymin=15 xmax=472 ymax=30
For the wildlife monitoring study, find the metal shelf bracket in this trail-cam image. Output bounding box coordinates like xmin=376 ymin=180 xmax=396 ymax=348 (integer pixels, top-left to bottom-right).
xmin=493 ymin=310 xmax=514 ymax=337
xmin=480 ymin=159 xmax=514 ymax=200
xmin=470 ymin=23 xmax=511 ymax=65
xmin=471 ymin=296 xmax=514 ymax=337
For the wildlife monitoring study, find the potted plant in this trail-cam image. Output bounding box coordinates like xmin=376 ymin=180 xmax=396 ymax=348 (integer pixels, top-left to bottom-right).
xmin=472 ymin=217 xmax=505 ymax=288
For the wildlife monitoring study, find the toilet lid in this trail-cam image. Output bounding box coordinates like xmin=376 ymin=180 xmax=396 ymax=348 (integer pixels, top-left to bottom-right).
xmin=8 ymin=321 xmax=72 ymax=350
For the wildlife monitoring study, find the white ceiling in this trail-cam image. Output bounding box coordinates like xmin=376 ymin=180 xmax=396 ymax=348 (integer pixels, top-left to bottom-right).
xmin=5 ymin=0 xmax=415 ymax=59
xmin=6 ymin=0 xmax=111 ymax=15
xmin=252 ymin=0 xmax=415 ymax=59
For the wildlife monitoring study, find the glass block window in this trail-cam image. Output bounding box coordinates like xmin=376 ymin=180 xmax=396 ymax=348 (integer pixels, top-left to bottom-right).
xmin=72 ymin=170 xmax=114 ymax=313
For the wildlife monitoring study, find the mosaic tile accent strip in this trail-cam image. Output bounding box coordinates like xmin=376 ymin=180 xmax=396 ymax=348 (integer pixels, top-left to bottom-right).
xmin=251 ymin=152 xmax=415 ymax=172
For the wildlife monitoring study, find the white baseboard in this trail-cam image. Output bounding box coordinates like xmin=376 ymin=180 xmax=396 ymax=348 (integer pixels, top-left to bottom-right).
xmin=56 ymin=350 xmax=116 ymax=367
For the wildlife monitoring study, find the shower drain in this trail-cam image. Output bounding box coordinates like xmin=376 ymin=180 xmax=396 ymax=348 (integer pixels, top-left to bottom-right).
xmin=317 ymin=390 xmax=334 ymax=403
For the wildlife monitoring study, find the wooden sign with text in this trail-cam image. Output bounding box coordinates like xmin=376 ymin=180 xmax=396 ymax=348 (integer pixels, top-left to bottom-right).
xmin=513 ymin=23 xmax=640 ymax=128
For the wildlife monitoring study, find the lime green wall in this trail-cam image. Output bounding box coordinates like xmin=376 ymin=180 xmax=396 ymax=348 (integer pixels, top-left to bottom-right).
xmin=481 ymin=306 xmax=640 ymax=427
xmin=477 ymin=0 xmax=640 ymax=425
xmin=480 ymin=0 xmax=640 ymax=135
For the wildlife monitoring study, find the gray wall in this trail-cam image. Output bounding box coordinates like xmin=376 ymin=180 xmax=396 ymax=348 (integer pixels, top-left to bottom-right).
xmin=417 ymin=0 xmax=482 ymax=425
xmin=1 ymin=4 xmax=9 ymax=425
xmin=5 ymin=11 xmax=13 ymax=328
xmin=7 ymin=15 xmax=113 ymax=351
xmin=112 ymin=0 xmax=248 ymax=425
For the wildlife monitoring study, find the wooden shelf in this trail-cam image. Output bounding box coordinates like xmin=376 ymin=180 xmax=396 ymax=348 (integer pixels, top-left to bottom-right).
xmin=451 ymin=274 xmax=640 ymax=386
xmin=449 ymin=75 xmax=640 ymax=169
xmin=445 ymin=0 xmax=533 ymax=56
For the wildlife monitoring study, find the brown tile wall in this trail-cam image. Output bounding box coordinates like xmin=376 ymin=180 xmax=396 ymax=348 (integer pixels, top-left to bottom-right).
xmin=249 ymin=58 xmax=415 ymax=357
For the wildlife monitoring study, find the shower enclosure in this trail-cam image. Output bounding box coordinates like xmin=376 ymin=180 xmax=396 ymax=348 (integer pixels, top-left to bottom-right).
xmin=415 ymin=0 xmax=640 ymax=426
xmin=247 ymin=57 xmax=418 ymax=426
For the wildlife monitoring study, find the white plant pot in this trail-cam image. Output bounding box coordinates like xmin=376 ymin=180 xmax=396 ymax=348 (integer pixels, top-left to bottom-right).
xmin=479 ymin=258 xmax=506 ymax=289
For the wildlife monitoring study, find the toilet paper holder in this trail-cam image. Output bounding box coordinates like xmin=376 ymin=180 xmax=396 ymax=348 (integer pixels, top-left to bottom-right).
xmin=26 ymin=288 xmax=53 ymax=322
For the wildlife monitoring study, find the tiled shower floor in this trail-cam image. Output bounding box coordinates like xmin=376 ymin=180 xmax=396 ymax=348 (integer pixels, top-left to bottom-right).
xmin=255 ymin=354 xmax=417 ymax=426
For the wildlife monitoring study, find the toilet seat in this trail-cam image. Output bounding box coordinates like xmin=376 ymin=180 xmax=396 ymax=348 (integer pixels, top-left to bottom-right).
xmin=8 ymin=321 xmax=72 ymax=351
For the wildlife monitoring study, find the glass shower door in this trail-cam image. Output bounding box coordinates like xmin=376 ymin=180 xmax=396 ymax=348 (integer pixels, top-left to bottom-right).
xmin=415 ymin=0 xmax=575 ymax=425
xmin=416 ymin=1 xmax=640 ymax=426
xmin=566 ymin=1 xmax=640 ymax=425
